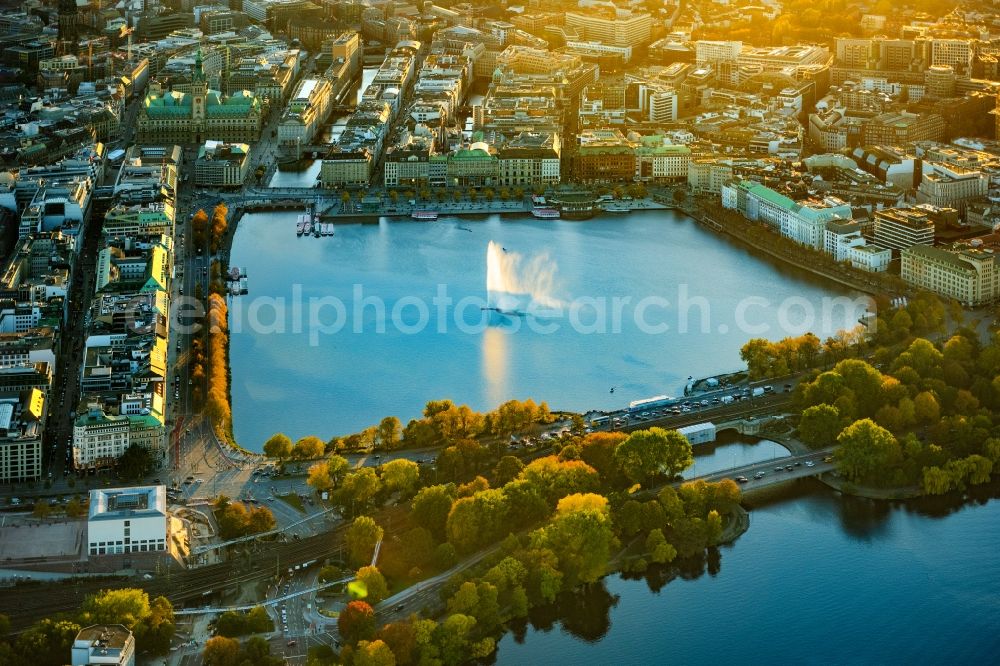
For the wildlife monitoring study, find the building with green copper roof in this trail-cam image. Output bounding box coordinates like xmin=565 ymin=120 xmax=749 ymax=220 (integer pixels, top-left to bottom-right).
xmin=137 ymin=51 xmax=262 ymax=144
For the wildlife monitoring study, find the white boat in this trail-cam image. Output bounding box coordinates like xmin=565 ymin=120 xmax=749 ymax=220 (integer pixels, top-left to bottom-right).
xmin=296 ymin=221 xmax=304 ymax=235
xmin=531 ymin=208 xmax=560 ymax=219
xmin=604 ymin=204 xmax=629 ymax=213
xmin=325 ymin=223 xmax=335 ymax=236
xmin=411 ymin=211 xmax=439 ymax=221
xmin=303 ymin=221 xmax=312 ymax=235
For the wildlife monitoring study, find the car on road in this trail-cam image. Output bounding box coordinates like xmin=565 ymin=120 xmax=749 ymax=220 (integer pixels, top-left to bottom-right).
xmin=735 ymin=476 xmax=749 ymax=483
xmin=395 ymin=603 xmax=405 ymax=611
xmin=286 ymin=640 xmax=297 ymax=647
xmin=785 ymin=465 xmax=794 ymax=471
xmin=805 ymin=461 xmax=815 ymax=467
xmin=774 ymin=467 xmax=785 ymax=472
xmin=754 ymin=472 xmax=765 ymax=479
xmin=823 ymin=456 xmax=834 ymax=463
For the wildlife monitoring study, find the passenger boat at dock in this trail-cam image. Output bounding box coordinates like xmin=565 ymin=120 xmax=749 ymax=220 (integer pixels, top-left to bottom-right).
xmin=531 ymin=208 xmax=560 ymax=219
xmin=411 ymin=211 xmax=439 ymax=221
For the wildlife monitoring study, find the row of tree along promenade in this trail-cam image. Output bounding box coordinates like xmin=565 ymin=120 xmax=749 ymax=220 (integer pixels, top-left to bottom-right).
xmin=688 ymin=199 xmax=912 ymax=298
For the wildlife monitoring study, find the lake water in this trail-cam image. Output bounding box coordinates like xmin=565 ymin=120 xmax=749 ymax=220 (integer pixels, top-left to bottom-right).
xmin=228 ymin=210 xmax=867 ymax=449
xmin=495 ymin=477 xmax=1000 ymax=665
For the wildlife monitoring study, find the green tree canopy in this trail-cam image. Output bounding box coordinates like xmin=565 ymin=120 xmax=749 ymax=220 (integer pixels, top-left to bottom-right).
xmin=530 ymin=494 xmax=615 ymax=588
xmin=835 ymin=419 xmax=902 ymax=484
xmin=263 ymin=433 xmax=293 ymax=459
xmin=446 ymin=489 xmax=510 ymax=553
xmin=380 ymin=459 xmax=420 ymax=497
xmin=411 ymin=484 xmax=455 ymax=540
xmin=346 ymin=516 xmax=384 ymax=568
xmin=614 ymin=427 xmax=693 ymax=484
xmin=798 ymin=404 xmax=844 ymax=448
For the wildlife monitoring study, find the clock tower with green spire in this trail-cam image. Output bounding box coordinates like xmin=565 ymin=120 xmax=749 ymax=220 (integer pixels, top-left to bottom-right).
xmin=191 ymin=49 xmax=208 ymax=141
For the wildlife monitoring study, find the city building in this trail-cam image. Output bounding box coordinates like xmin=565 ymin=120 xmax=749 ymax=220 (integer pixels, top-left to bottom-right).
xmin=873 ymin=207 xmax=936 ymax=254
xmin=571 ymin=130 xmax=637 ymax=184
xmin=278 ymin=77 xmax=333 ymax=147
xmin=861 ymin=111 xmax=945 ymax=146
xmin=137 ymin=52 xmax=262 ymax=145
xmin=849 ymin=243 xmax=892 ymax=272
xmin=383 ymin=133 xmax=436 ymax=189
xmin=71 ymin=625 xmax=135 ymax=666
xmin=73 ymin=405 xmax=129 ymax=472
xmin=194 ymin=141 xmax=251 ymax=188
xmin=0 ymin=388 xmax=44 ymax=483
xmin=695 ymin=41 xmax=742 ymax=66
xmin=320 ymin=148 xmax=373 ymax=188
xmin=102 ymin=202 xmax=174 ymax=239
xmin=636 ymin=138 xmax=690 ymax=182
xmin=850 ymin=146 xmax=920 ymax=190
xmin=564 ymin=10 xmax=652 ymax=49
xmin=87 ymin=485 xmax=169 ymax=556
xmin=902 ymin=244 xmax=999 ymax=306
xmin=916 ymin=162 xmax=988 ymax=211
xmin=824 ymin=220 xmax=866 ymax=262
xmin=688 ymin=160 xmax=734 ymax=194
xmin=497 ymin=132 xmax=561 ymax=187
xmin=722 ymin=180 xmax=852 ymax=249
xmin=447 ymin=142 xmax=499 ymax=187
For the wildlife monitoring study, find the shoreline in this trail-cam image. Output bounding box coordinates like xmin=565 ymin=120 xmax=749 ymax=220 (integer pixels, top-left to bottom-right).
xmin=816 ymin=472 xmax=924 ymax=500
xmin=680 ymin=204 xmax=892 ymax=297
xmin=211 ymin=198 xmax=881 ymax=457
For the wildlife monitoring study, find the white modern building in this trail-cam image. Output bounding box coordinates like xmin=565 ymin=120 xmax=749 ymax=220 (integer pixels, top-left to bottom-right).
xmin=72 ymin=625 xmax=135 ymax=666
xmin=849 ymin=243 xmax=892 ymax=272
xmin=824 ymin=220 xmax=866 ymax=261
xmin=87 ymin=485 xmax=169 ymax=557
xmin=678 ymin=422 xmax=716 ymax=446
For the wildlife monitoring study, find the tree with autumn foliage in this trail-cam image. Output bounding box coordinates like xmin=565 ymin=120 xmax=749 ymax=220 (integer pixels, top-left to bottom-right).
xmin=338 ymin=600 xmax=376 ymax=645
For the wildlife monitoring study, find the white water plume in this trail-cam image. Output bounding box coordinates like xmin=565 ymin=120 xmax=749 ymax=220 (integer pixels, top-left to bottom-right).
xmin=486 ymin=240 xmax=563 ymax=312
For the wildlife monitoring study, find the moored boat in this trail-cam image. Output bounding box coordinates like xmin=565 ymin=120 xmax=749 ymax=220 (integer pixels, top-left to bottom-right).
xmin=531 ymin=208 xmax=560 ymax=219
xmin=411 ymin=211 xmax=439 ymax=221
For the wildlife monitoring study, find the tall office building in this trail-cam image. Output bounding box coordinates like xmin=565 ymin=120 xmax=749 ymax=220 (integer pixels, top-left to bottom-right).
xmin=58 ymin=0 xmax=78 ymax=55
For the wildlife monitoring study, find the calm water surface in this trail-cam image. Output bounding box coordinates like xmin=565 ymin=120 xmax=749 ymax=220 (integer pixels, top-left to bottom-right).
xmin=226 ymin=208 xmax=997 ymax=663
xmin=228 ymin=211 xmax=866 ymax=448
xmin=496 ymin=478 xmax=1000 ymax=665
